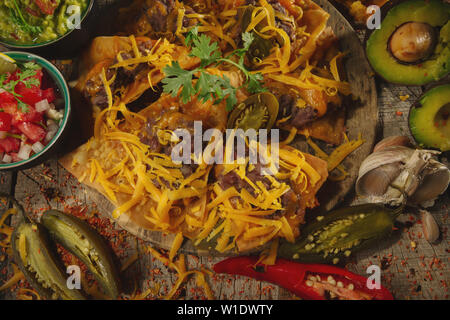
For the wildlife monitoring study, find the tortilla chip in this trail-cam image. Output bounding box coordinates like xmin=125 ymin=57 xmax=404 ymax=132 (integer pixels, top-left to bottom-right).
xmin=300 ymin=107 xmax=346 ymax=145
xmin=235 ymin=150 xmax=328 ymax=252
xmin=76 ymin=36 xmax=199 ymax=107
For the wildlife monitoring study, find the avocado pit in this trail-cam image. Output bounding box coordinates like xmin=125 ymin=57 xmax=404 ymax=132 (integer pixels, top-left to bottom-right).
xmin=388 ymin=22 xmax=437 ymax=64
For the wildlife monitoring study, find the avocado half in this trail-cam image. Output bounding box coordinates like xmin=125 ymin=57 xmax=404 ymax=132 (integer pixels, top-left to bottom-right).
xmin=409 ymin=84 xmax=450 ymax=151
xmin=366 ymin=0 xmax=450 ymax=85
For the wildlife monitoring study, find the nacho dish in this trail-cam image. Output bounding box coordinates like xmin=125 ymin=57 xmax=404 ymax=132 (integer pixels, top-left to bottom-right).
xmin=60 ymin=0 xmax=355 ymax=254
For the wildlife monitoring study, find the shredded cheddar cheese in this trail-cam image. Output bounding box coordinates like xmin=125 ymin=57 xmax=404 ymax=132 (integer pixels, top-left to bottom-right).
xmin=0 ymin=264 xmax=24 ymax=292
xmin=306 ymin=134 xmax=364 ymax=181
xmin=84 ymin=118 xmax=319 ymax=252
xmin=169 ymin=232 xmax=184 ymax=261
xmin=69 ymin=0 xmax=351 ymax=281
xmin=147 ymin=245 xmax=214 ymax=300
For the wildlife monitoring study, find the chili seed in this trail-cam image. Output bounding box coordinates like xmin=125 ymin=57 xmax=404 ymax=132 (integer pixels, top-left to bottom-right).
xmin=306 ymin=280 xmax=313 ymax=287
xmin=327 ymin=276 xmax=336 ymax=285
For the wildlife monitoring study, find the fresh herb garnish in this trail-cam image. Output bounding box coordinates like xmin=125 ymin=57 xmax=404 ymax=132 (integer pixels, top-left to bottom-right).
xmin=162 ymin=27 xmax=266 ymax=111
xmin=9 ymin=0 xmax=42 ymax=35
xmin=0 ymin=62 xmax=42 ymax=113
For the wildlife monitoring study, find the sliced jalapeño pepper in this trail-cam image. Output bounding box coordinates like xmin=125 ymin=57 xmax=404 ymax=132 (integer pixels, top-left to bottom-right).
xmin=278 ymin=204 xmax=402 ymax=264
xmin=41 ymin=210 xmax=121 ymax=299
xmin=11 ymin=220 xmax=86 ymax=300
xmin=227 ymin=92 xmax=279 ymax=131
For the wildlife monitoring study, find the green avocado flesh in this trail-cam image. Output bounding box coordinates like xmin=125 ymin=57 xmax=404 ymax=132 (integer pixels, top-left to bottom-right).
xmin=366 ymin=0 xmax=450 ymax=85
xmin=409 ymin=84 xmax=450 ymax=151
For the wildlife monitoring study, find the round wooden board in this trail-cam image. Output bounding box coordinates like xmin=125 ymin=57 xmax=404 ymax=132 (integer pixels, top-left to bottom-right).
xmin=87 ymin=0 xmax=379 ymax=256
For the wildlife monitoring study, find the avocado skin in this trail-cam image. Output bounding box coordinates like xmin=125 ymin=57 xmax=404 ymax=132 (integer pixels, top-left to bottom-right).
xmin=366 ymin=0 xmax=450 ymax=85
xmin=409 ymin=84 xmax=450 ymax=152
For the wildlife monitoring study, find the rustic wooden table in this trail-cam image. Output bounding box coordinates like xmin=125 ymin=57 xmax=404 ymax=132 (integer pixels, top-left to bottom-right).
xmin=0 ymin=1 xmax=448 ymax=300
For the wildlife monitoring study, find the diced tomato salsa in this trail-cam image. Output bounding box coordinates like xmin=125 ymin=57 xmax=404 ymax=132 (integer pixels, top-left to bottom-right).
xmin=0 ymin=61 xmax=64 ymax=164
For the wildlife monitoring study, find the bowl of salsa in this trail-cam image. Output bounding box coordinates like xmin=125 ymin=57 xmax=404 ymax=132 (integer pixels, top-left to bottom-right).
xmin=0 ymin=51 xmax=71 ymax=170
xmin=0 ymin=0 xmax=93 ymax=51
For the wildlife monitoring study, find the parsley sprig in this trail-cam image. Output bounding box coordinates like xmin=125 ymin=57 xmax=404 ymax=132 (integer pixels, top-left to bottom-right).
xmin=0 ymin=62 xmax=42 ymax=113
xmin=9 ymin=0 xmax=42 ymax=35
xmin=162 ymin=28 xmax=266 ymax=111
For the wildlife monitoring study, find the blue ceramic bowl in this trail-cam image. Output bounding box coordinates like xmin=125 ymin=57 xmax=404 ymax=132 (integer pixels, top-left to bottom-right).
xmin=0 ymin=51 xmax=71 ymax=170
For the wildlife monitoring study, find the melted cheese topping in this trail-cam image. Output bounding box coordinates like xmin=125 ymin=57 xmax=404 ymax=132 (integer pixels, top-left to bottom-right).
xmin=179 ymin=0 xmax=351 ymax=116
xmin=73 ymin=0 xmax=351 ymax=267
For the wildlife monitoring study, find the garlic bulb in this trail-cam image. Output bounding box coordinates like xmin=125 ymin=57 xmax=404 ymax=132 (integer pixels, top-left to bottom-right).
xmin=356 ymin=137 xmax=449 ymax=207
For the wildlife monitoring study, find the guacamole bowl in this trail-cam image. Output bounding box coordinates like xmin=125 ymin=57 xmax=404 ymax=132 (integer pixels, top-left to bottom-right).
xmin=0 ymin=51 xmax=71 ymax=171
xmin=0 ymin=0 xmax=95 ymax=57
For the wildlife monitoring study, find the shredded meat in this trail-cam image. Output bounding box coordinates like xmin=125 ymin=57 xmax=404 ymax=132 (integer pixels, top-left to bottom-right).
xmin=278 ymin=94 xmax=318 ymax=128
xmin=84 ymin=40 xmax=154 ymax=109
xmin=144 ymin=0 xmax=175 ymax=32
xmin=216 ymin=158 xmax=300 ymax=216
xmin=140 ymin=117 xmax=199 ymax=179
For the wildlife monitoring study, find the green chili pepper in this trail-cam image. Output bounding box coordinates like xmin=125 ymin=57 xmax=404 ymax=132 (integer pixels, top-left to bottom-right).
xmin=227 ymin=92 xmax=279 ymax=131
xmin=41 ymin=210 xmax=121 ymax=299
xmin=240 ymin=5 xmax=276 ymax=67
xmin=278 ymin=204 xmax=402 ymax=265
xmin=11 ymin=220 xmax=87 ymax=300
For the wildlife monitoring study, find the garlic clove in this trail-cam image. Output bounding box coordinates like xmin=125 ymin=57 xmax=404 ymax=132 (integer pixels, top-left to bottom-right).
xmin=357 ymin=146 xmax=414 ymax=181
xmin=356 ymin=162 xmax=402 ymax=197
xmin=421 ymin=210 xmax=440 ymax=244
xmin=409 ymin=160 xmax=450 ymax=208
xmin=373 ymin=136 xmax=412 ymax=153
xmin=391 ymin=149 xmax=432 ymax=198
xmin=356 ymin=146 xmax=415 ymax=203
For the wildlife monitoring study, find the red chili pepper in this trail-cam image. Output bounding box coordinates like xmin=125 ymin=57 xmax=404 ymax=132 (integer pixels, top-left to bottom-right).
xmin=214 ymin=256 xmax=394 ymax=300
